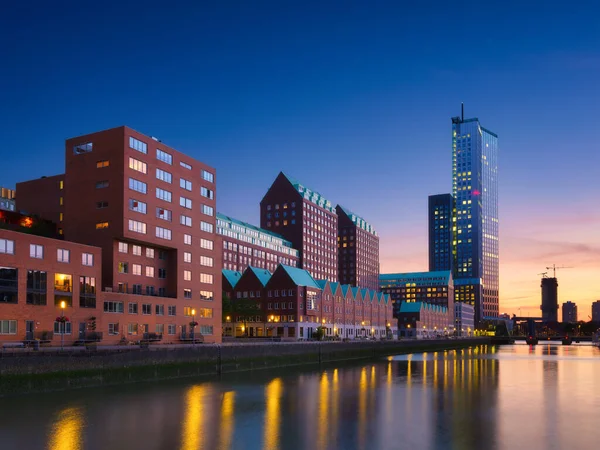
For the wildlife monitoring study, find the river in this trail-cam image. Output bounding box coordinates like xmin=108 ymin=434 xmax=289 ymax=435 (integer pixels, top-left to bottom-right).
xmin=0 ymin=343 xmax=598 ymax=450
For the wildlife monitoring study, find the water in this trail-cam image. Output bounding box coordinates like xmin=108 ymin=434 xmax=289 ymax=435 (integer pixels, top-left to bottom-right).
xmin=0 ymin=343 xmax=599 ymax=450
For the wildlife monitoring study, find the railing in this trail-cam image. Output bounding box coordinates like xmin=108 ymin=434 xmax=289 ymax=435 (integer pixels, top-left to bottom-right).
xmin=180 ymin=332 xmax=204 ymax=343
xmin=142 ymin=332 xmax=163 ymax=342
xmin=24 ymin=331 xmax=55 ymax=342
xmin=78 ymin=332 xmax=103 ymax=342
xmin=103 ymin=288 xmax=176 ymax=299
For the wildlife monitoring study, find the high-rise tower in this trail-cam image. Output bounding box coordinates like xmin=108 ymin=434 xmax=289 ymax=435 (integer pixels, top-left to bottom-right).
xmin=451 ymin=106 xmax=499 ymax=321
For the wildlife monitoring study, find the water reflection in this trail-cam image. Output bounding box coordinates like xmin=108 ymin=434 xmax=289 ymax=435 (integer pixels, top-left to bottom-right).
xmin=0 ymin=345 xmax=598 ymax=450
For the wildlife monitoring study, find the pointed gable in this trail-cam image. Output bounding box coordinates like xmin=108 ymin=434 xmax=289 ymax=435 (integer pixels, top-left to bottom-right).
xmin=248 ymin=266 xmax=272 ymax=287
xmin=279 ymin=265 xmax=320 ymax=289
xmin=222 ymin=269 xmax=242 ymax=290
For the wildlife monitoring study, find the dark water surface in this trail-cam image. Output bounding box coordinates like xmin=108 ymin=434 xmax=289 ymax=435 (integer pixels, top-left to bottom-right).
xmin=1 ymin=344 xmax=599 ymax=450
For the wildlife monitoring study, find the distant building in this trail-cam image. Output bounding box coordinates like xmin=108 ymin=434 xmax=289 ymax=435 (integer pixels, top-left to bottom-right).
xmin=397 ymin=302 xmax=451 ymax=339
xmin=16 ymin=175 xmax=64 ymax=234
xmin=217 ymin=213 xmax=299 ymax=273
xmin=260 ymin=172 xmax=338 ymax=281
xmin=540 ymin=277 xmax=559 ymax=322
xmin=0 ymin=187 xmax=16 ymax=212
xmin=336 ymin=205 xmax=379 ymax=291
xmin=428 ymin=193 xmax=455 ymax=273
xmin=379 ymin=271 xmax=454 ymax=318
xmin=592 ymin=301 xmax=600 ymax=323
xmin=455 ymin=302 xmax=475 ymax=336
xmin=562 ymin=301 xmax=577 ymax=323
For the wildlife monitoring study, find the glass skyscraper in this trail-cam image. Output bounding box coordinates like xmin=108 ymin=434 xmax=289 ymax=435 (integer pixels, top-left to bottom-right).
xmin=451 ymin=111 xmax=499 ymax=320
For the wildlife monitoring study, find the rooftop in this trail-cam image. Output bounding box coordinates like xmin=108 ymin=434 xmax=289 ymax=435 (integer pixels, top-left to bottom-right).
xmin=282 ymin=172 xmax=335 ymax=213
xmin=337 ymin=205 xmax=378 ymax=236
xmin=380 ymin=270 xmax=452 ymax=285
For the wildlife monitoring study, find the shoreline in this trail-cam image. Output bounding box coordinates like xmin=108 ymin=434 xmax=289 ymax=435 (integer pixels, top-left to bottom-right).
xmin=0 ymin=338 xmax=489 ymax=396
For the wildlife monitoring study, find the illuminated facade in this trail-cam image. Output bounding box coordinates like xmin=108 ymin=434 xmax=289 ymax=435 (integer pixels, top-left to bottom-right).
xmin=428 ymin=194 xmax=455 ymax=272
xmin=0 ymin=187 xmax=16 ymax=212
xmin=454 ymin=301 xmax=475 ymax=336
xmin=217 ymin=213 xmax=299 ymax=272
xmin=451 ymin=110 xmax=499 ymax=321
xmin=397 ymin=302 xmax=451 ymax=339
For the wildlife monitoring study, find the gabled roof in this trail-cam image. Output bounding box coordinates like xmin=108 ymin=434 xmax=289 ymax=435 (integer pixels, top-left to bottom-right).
xmin=337 ymin=205 xmax=378 ymax=236
xmin=280 ymin=265 xmax=320 ymax=289
xmin=248 ymin=266 xmax=272 ymax=287
xmin=329 ymin=282 xmax=340 ymax=295
xmin=399 ymin=302 xmax=423 ymax=313
xmin=360 ymin=288 xmax=370 ymax=302
xmin=316 ymin=279 xmax=329 ymax=290
xmin=351 ymin=287 xmax=361 ymax=298
xmin=222 ymin=270 xmax=242 ymax=289
xmin=341 ymin=285 xmax=352 ymax=297
xmin=281 ymin=172 xmax=335 ymax=213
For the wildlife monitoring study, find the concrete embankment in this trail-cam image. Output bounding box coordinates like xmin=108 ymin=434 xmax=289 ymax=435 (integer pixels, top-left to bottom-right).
xmin=0 ymin=338 xmax=489 ymax=395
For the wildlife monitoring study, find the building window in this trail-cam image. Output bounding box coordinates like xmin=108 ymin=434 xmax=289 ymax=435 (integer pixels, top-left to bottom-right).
xmin=184 ymin=252 xmax=192 ymax=263
xmin=184 ymin=289 xmax=192 ymax=299
xmin=57 ymin=249 xmax=70 ymax=263
xmin=128 ymin=177 xmax=147 ymax=194
xmin=118 ymin=262 xmax=129 ymax=274
xmin=168 ymin=305 xmax=176 ymax=316
xmin=0 ymin=239 xmax=15 ymax=255
xmin=197 ymin=308 xmax=213 ymax=318
xmin=0 ymin=320 xmax=17 ymax=334
xmin=128 ymin=303 xmax=138 ymax=314
xmin=184 ymin=270 xmax=192 ymax=281
xmin=180 ymin=215 xmax=192 ymax=227
xmin=128 ymin=219 xmax=147 ymax=234
xmin=104 ymin=301 xmax=124 ymax=313
xmin=180 ymin=196 xmax=192 ymax=209
xmin=156 ymin=188 xmax=172 ymax=203
xmin=96 ymin=201 xmax=109 ymax=209
xmin=184 ymin=234 xmax=192 ymax=245
xmin=96 ymin=160 xmax=110 ymax=168
xmin=128 ymin=323 xmax=139 ymax=335
xmin=200 ymin=273 xmax=213 ymax=284
xmin=96 ymin=222 xmax=109 ymax=229
xmin=180 ymin=161 xmax=192 ymax=170
xmin=146 ymin=248 xmax=155 ymax=258
xmin=25 ymin=270 xmax=46 ymax=305
xmin=30 ymin=244 xmax=44 ymax=259
xmin=81 ymin=252 xmax=94 ymax=266
xmin=108 ymin=323 xmax=119 ymax=335
xmin=200 ymin=291 xmax=213 ymax=301
xmin=118 ymin=242 xmax=128 ymax=253
xmin=199 ymin=325 xmax=213 ymax=335
xmin=156 ymin=226 xmax=172 ymax=240
xmin=132 ymin=264 xmax=142 ymax=276
xmin=200 ymin=187 xmax=214 ymax=199
xmin=168 ymin=324 xmax=176 ymax=335
xmin=54 ymin=321 xmax=72 ymax=335
xmin=202 ymin=170 xmax=214 ymax=183
xmin=132 ymin=245 xmax=142 ymax=256
xmin=156 ymin=207 xmax=172 ymax=221
xmin=156 ymin=168 xmax=172 ymax=184
xmin=73 ymin=142 xmax=93 ymax=154
xmin=180 ymin=178 xmax=192 ymax=191
xmin=79 ymin=276 xmax=96 ymax=308
xmin=59 ymin=196 xmax=63 ymax=206
xmin=146 ymin=266 xmax=154 ymax=277
xmin=156 ymin=304 xmax=164 ymax=315
xmin=202 ymin=205 xmax=214 ymax=216
xmin=156 ymin=149 xmax=172 ymax=165
xmin=158 ymin=268 xmax=167 ymax=279
xmin=129 ymin=157 xmax=147 ymax=174
xmin=200 ymin=256 xmax=213 ymax=267
xmin=200 ymin=221 xmax=213 ymax=233
xmin=54 ymin=273 xmax=73 ymax=307
xmin=200 ymin=239 xmax=213 ymax=250
xmin=142 ymin=304 xmax=152 ymax=315
xmin=130 ymin=137 xmax=147 ymax=154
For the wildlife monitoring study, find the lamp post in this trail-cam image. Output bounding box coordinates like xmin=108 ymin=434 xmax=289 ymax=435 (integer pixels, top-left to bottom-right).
xmin=361 ymin=321 xmax=365 ymax=339
xmin=60 ymin=300 xmax=66 ymax=350
xmin=191 ymin=308 xmax=196 ymax=345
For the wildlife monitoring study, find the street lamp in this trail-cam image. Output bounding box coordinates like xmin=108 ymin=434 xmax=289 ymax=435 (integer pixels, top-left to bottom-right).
xmin=60 ymin=300 xmax=66 ymax=350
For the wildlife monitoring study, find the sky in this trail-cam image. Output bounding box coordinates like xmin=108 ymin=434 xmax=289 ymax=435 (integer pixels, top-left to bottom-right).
xmin=1 ymin=1 xmax=599 ymax=319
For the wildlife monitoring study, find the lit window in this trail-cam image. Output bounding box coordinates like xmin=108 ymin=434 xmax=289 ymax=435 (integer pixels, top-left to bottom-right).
xmin=57 ymin=249 xmax=70 ymax=263
xmin=0 ymin=239 xmax=15 ymax=255
xmin=30 ymin=244 xmax=44 ymax=259
xmin=200 ymin=273 xmax=213 ymax=284
xmin=96 ymin=160 xmax=110 ymax=168
xmin=184 ymin=270 xmax=192 ymax=281
xmin=200 ymin=239 xmax=213 ymax=250
xmin=184 ymin=234 xmax=192 ymax=245
xmin=128 ymin=220 xmax=147 ymax=234
xmin=184 ymin=252 xmax=192 ymax=263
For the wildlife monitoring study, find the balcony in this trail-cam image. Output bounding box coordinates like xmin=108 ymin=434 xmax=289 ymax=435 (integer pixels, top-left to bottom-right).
xmin=103 ymin=287 xmax=176 ymax=299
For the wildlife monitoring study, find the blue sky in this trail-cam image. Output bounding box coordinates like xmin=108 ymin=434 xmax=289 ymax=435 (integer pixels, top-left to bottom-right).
xmin=1 ymin=1 xmax=599 ymax=316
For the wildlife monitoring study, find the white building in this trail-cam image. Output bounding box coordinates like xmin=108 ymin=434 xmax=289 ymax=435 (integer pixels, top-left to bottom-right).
xmin=455 ymin=302 xmax=475 ymax=336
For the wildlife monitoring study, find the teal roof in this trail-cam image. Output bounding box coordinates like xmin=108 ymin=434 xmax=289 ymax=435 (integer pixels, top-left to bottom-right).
xmin=351 ymin=287 xmax=360 ymax=298
xmin=280 ymin=265 xmax=320 ymax=289
xmin=222 ymin=270 xmax=242 ymax=289
xmin=316 ymin=280 xmax=328 ymax=290
xmin=248 ymin=267 xmax=272 ymax=287
xmin=338 ymin=205 xmax=378 ymax=236
xmin=329 ymin=282 xmax=340 ymax=295
xmin=316 ymin=280 xmax=341 ymax=295
xmin=360 ymin=288 xmax=369 ymax=301
xmin=341 ymin=285 xmax=352 ymax=297
xmin=282 ymin=173 xmax=335 ymax=212
xmin=398 ymin=301 xmax=448 ymax=314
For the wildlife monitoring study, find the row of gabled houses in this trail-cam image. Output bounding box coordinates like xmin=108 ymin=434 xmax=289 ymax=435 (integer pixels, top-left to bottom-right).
xmin=222 ymin=264 xmax=398 ymax=340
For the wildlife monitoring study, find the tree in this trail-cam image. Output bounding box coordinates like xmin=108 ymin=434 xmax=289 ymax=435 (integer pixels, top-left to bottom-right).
xmin=222 ymin=294 xmax=261 ymax=337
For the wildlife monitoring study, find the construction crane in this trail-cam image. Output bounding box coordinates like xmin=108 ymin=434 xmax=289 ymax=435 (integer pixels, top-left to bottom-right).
xmin=546 ymin=264 xmax=573 ymax=278
xmin=538 ymin=272 xmax=548 ymax=278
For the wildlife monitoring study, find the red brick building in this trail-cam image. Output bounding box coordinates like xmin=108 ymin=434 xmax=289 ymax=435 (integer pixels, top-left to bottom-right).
xmin=14 ymin=126 xmax=222 ymax=343
xmin=16 ymin=175 xmax=65 ymax=233
xmin=222 ymin=264 xmax=397 ymax=340
xmin=217 ymin=213 xmax=299 ymax=272
xmin=336 ymin=205 xmax=380 ymax=291
xmin=0 ymin=228 xmax=102 ymax=345
xmin=260 ymin=172 xmax=338 ymax=281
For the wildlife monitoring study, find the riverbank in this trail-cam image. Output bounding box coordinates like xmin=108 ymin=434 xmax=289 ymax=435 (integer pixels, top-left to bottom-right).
xmin=0 ymin=338 xmax=489 ymax=395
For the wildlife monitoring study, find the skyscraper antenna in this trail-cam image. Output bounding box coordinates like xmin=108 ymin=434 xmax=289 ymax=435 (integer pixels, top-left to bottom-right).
xmin=461 ymin=103 xmax=464 ymax=121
